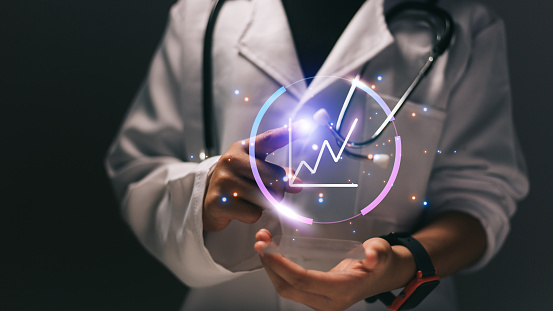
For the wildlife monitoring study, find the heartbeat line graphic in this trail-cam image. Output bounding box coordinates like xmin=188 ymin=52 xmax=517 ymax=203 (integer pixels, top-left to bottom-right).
xmin=289 ymin=118 xmax=359 ymax=188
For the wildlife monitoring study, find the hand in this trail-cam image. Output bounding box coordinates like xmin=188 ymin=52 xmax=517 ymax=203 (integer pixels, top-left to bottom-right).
xmin=203 ymin=125 xmax=305 ymax=231
xmin=254 ymin=229 xmax=416 ymax=311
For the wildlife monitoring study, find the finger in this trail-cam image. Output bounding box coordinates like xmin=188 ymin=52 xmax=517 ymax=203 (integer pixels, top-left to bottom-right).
xmin=254 ymin=229 xmax=272 ymax=255
xmin=225 ymin=154 xmax=301 ymax=196
xmin=251 ymin=120 xmax=312 ymax=159
xmin=255 ymin=228 xmax=272 ymax=242
xmin=263 ymin=250 xmax=349 ymax=296
xmin=251 ymin=161 xmax=303 ymax=195
xmin=254 ymin=240 xmax=268 ymax=256
xmin=210 ymin=166 xmax=282 ymax=206
xmin=220 ymin=197 xmax=264 ymax=225
xmin=226 ymin=178 xmax=286 ymax=207
xmin=245 ymin=158 xmax=286 ymax=185
xmin=362 ymin=238 xmax=391 ymax=270
xmin=260 ymin=253 xmax=332 ymax=310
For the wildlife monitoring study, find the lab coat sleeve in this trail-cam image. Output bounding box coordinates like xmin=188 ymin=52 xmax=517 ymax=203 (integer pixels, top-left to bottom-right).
xmin=105 ymin=5 xmax=251 ymax=287
xmin=426 ymin=19 xmax=529 ymax=272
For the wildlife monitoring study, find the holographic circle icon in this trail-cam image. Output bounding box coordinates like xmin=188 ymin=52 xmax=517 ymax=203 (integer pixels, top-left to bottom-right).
xmin=249 ymin=76 xmax=401 ymax=225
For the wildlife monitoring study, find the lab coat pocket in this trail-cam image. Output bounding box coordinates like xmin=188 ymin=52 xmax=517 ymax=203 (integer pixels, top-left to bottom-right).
xmin=356 ymin=93 xmax=447 ymax=229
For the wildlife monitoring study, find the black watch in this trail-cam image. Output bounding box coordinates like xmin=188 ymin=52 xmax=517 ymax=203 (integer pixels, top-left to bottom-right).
xmin=365 ymin=232 xmax=440 ymax=310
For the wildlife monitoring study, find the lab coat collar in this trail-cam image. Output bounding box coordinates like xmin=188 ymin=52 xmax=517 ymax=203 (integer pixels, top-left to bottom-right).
xmin=236 ymin=0 xmax=394 ymax=102
xmin=236 ymin=0 xmax=306 ymax=100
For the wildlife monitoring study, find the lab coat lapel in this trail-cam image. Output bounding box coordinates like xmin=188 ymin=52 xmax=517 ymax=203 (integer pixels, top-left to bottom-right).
xmin=307 ymin=0 xmax=394 ymax=98
xmin=236 ymin=0 xmax=306 ymax=100
xmin=236 ymin=0 xmax=394 ymax=103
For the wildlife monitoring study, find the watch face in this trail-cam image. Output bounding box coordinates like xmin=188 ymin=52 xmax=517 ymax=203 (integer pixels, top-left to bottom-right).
xmin=398 ymin=280 xmax=440 ymax=310
xmin=249 ymin=75 xmax=402 ymax=225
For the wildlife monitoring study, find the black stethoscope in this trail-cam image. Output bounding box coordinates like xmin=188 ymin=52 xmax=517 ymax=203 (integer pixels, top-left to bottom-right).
xmin=202 ymin=0 xmax=454 ymax=157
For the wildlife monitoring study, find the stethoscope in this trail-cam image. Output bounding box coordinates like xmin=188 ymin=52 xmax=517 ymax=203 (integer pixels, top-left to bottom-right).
xmin=202 ymin=0 xmax=454 ymax=158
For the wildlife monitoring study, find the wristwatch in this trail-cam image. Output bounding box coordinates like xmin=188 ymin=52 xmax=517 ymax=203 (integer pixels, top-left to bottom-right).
xmin=365 ymin=232 xmax=440 ymax=310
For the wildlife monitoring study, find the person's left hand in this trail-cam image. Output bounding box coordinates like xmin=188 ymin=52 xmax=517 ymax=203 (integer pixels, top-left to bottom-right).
xmin=254 ymin=229 xmax=415 ymax=311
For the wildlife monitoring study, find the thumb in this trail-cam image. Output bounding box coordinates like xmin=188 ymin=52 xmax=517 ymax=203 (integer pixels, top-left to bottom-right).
xmin=362 ymin=238 xmax=390 ymax=270
xmin=251 ymin=119 xmax=312 ymax=159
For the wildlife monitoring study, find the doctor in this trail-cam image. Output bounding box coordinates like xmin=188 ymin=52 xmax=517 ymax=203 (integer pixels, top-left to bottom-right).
xmin=106 ymin=0 xmax=528 ymax=310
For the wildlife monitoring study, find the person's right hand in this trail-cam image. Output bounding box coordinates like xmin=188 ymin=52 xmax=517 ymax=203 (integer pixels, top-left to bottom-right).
xmin=202 ymin=124 xmax=305 ymax=231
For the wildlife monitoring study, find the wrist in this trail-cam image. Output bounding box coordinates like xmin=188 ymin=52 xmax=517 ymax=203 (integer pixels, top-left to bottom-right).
xmin=389 ymin=244 xmax=417 ymax=290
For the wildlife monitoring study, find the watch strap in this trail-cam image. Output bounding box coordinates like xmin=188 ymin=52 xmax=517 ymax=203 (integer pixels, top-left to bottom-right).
xmin=365 ymin=232 xmax=439 ymax=310
xmin=383 ymin=232 xmax=435 ymax=277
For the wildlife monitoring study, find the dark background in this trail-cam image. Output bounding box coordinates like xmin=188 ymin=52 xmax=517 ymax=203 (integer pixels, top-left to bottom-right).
xmin=2 ymin=0 xmax=552 ymax=310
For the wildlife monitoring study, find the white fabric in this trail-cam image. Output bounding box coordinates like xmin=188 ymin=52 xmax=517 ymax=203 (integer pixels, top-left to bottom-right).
xmin=105 ymin=0 xmax=529 ymax=309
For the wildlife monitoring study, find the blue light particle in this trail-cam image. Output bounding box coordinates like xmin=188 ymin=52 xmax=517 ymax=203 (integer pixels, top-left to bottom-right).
xmin=190 ymin=155 xmax=194 ymax=159
xmin=318 ymin=198 xmax=324 ymax=203
xmin=423 ymin=201 xmax=428 ymax=206
xmin=423 ymin=107 xmax=428 ymax=112
xmin=221 ymin=197 xmax=227 ymax=202
xmin=377 ymin=76 xmax=382 ymax=81
xmin=234 ymin=90 xmax=240 ymax=95
xmin=453 ymin=150 xmax=457 ymax=154
xmin=353 ymin=230 xmax=356 ymax=233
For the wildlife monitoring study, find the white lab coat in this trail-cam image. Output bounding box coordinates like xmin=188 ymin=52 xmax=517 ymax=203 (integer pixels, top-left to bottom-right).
xmin=106 ymin=0 xmax=529 ymax=309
